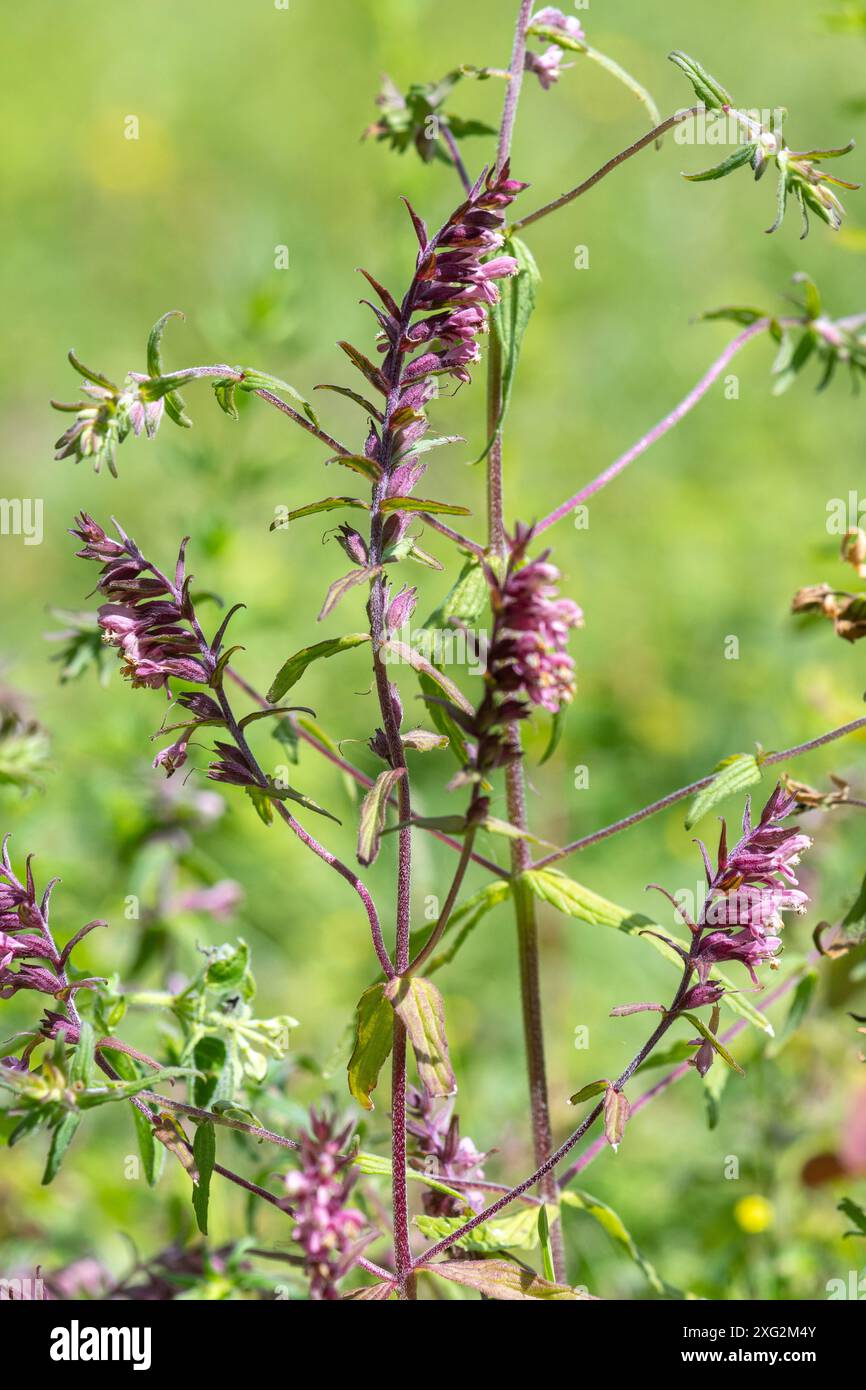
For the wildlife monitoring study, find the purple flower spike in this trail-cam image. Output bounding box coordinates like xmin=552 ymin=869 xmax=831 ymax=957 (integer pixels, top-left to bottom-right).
xmin=283 ymin=1108 xmax=368 ymax=1301
xmin=406 ymin=1086 xmax=489 ymax=1217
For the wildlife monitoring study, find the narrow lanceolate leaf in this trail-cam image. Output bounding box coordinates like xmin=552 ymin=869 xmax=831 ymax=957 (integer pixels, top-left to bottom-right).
xmin=667 ymin=50 xmax=733 ymax=111
xmin=146 ymin=309 xmax=191 ymax=428
xmin=327 ymin=453 xmax=382 ymax=483
xmin=520 ymin=868 xmax=771 ymax=1032
xmin=381 ymin=640 xmax=474 ymax=714
xmin=475 ymin=235 xmax=540 ymax=463
xmin=347 ymin=984 xmax=394 ymax=1111
xmin=271 ymin=497 xmax=370 ymax=526
xmin=314 ymin=382 xmax=383 ymax=422
xmin=426 ymin=1259 xmax=592 ymax=1301
xmin=681 ymin=1012 xmax=745 ymax=1075
xmin=192 ymin=1121 xmax=216 ymax=1235
xmin=415 ymin=1206 xmax=558 ymax=1254
xmin=409 ymin=879 xmax=512 ymax=975
xmin=319 ymin=566 xmax=382 ymax=622
xmin=561 ymin=1190 xmax=672 ymax=1297
xmin=357 ymin=768 xmax=405 ymax=866
xmin=234 ymin=368 xmax=319 ymax=426
xmin=337 ymin=341 xmax=389 ymax=394
xmin=69 ymin=1020 xmax=96 ymax=1088
xmin=380 ymin=497 xmax=471 ymax=516
xmin=684 ymin=753 xmax=762 ymax=830
xmin=683 ymin=143 xmax=756 ymax=182
xmin=268 ymin=632 xmax=370 ymax=702
xmin=538 ymin=1206 xmax=555 ymax=1283
xmin=384 ymin=975 xmax=456 ymax=1098
xmin=569 ymin=1079 xmax=610 ymax=1106
xmin=110 ymin=1052 xmax=164 ymax=1187
xmin=42 ymin=1111 xmax=82 ymax=1185
xmin=603 ymin=1087 xmax=631 ymax=1153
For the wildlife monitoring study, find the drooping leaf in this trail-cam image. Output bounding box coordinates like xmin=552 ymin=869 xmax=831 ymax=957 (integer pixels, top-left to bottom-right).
xmin=314 ymin=382 xmax=383 ymax=422
xmin=384 ymin=975 xmax=456 ymax=1097
xmin=684 ymin=753 xmax=762 ymax=830
xmin=474 ymin=235 xmax=540 ymax=463
xmin=192 ymin=1121 xmax=216 ymax=1235
xmin=426 ymin=1258 xmax=590 ymax=1300
xmin=42 ymin=1111 xmax=82 ymax=1185
xmin=110 ymin=1051 xmax=165 ymax=1187
xmin=272 ymin=497 xmax=370 ymax=525
xmin=327 ymin=452 xmax=383 ymax=483
xmin=319 ymin=566 xmax=382 ymax=621
xmin=357 ymin=768 xmax=405 ymax=866
xmin=381 ymin=639 xmax=473 ymax=713
xmin=347 ymin=984 xmax=394 ymax=1111
xmin=603 ymin=1086 xmax=631 ymax=1152
xmin=561 ymin=1189 xmax=673 ymax=1296
xmin=268 ymin=633 xmax=370 ymax=702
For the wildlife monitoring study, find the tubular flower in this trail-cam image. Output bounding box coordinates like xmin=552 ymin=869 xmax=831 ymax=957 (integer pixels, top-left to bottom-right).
xmin=406 ymin=1086 xmax=489 ymax=1217
xmin=282 ymin=1109 xmax=368 ymax=1301
xmin=71 ymin=514 xmax=215 ymax=692
xmin=0 ymin=842 xmax=102 ymax=1006
xmin=693 ymin=785 xmax=812 ymax=987
xmin=487 ymin=526 xmax=583 ymax=715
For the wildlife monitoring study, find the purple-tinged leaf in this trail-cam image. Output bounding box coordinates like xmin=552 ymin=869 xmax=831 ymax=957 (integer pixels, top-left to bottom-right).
xmin=603 ymin=1086 xmax=631 ymax=1153
xmin=384 ymin=975 xmax=456 ymax=1098
xmin=357 ymin=768 xmax=406 ymax=866
xmin=319 ymin=566 xmax=383 ymax=622
xmin=426 ymin=1258 xmax=593 ymax=1300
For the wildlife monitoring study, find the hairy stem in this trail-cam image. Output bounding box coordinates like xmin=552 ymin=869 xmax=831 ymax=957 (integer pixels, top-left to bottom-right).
xmin=511 ymin=107 xmax=703 ymax=233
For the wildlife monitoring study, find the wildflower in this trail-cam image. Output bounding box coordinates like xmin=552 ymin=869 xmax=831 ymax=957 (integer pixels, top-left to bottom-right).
xmin=487 ymin=526 xmax=583 ymax=716
xmin=530 ymin=7 xmax=585 ymax=43
xmin=283 ymin=1108 xmax=368 ymax=1301
xmin=52 ymin=358 xmax=166 ymax=477
xmin=525 ymin=46 xmax=571 ymax=91
xmin=406 ymin=1086 xmax=488 ymax=1216
xmin=71 ymin=514 xmax=215 ymax=695
xmin=692 ymin=785 xmax=812 ymax=987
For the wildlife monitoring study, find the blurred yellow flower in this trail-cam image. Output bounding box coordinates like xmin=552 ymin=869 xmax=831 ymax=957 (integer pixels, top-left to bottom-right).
xmin=734 ymin=1194 xmax=774 ymax=1234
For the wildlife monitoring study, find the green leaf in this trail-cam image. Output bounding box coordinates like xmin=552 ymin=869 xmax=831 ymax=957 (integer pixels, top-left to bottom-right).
xmin=192 ymin=1121 xmax=216 ymax=1235
xmin=410 ymin=879 xmax=512 ymax=975
xmin=683 ymin=143 xmax=756 ymax=182
xmin=234 ymin=367 xmax=320 ymax=427
xmin=381 ymin=639 xmax=473 ymax=714
xmin=768 ymin=969 xmax=818 ymax=1057
xmin=379 ymin=497 xmax=471 ymax=516
xmin=69 ymin=1020 xmax=95 ymax=1089
xmin=354 ymin=1151 xmax=468 ymax=1207
xmin=427 ymin=1258 xmax=589 ymax=1300
xmin=314 ymin=382 xmax=383 ymax=422
xmin=569 ymin=1079 xmax=610 ymax=1105
xmin=273 ymin=497 xmax=370 ymax=525
xmin=327 ymin=452 xmax=382 ymax=483
xmin=667 ymin=51 xmax=733 ymax=111
xmin=347 ymin=984 xmax=394 ymax=1111
xmin=110 ymin=1052 xmax=164 ymax=1186
xmin=681 ymin=1012 xmax=745 ymax=1075
xmin=415 ymin=1205 xmax=558 ymax=1254
xmin=561 ymin=1189 xmax=672 ymax=1296
xmin=213 ymin=378 xmax=239 ymax=420
xmin=702 ymin=1058 xmax=729 ymax=1130
xmin=42 ymin=1111 xmax=82 ymax=1185
xmin=268 ymin=633 xmax=370 ymax=702
xmin=146 ymin=309 xmax=192 ymax=428
xmin=357 ymin=768 xmax=405 ymax=866
xmin=839 ymin=1197 xmax=866 ymax=1238
xmin=538 ymin=1206 xmax=555 ymax=1283
xmin=539 ymin=707 xmax=566 ymax=766
xmin=384 ymin=975 xmax=456 ymax=1097
xmin=319 ymin=566 xmax=381 ymax=621
xmin=684 ymin=753 xmax=762 ymax=830
xmin=474 ymin=235 xmax=540 ymax=463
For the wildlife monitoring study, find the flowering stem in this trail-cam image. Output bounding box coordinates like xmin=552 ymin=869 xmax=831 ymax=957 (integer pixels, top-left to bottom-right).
xmin=534 ymin=714 xmax=866 ymax=871
xmin=510 ymin=107 xmax=704 ymax=233
xmin=558 ymin=958 xmax=817 ymax=1189
xmin=487 ymin=0 xmax=565 ymax=1283
xmin=440 ymin=125 xmax=472 ymax=194
xmin=225 ymin=666 xmax=506 ymax=877
xmin=535 ymin=320 xmax=771 ymax=534
xmin=412 ymin=963 xmax=694 ymax=1268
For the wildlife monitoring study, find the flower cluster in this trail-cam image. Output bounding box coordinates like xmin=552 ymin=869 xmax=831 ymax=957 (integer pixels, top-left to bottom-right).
xmin=525 ymin=8 xmax=584 ymax=90
xmin=282 ymin=1109 xmax=368 ymax=1300
xmin=71 ymin=514 xmax=215 ymax=696
xmin=0 ymin=843 xmax=100 ymax=1011
xmin=692 ymin=786 xmax=812 ymax=988
xmin=52 ymin=357 xmax=165 ymax=478
xmin=406 ymin=1085 xmax=488 ymax=1217
xmin=487 ymin=526 xmax=583 ymax=716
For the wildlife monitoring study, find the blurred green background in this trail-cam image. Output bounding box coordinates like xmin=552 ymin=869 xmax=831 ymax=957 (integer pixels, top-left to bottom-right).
xmin=1 ymin=0 xmax=866 ymax=1299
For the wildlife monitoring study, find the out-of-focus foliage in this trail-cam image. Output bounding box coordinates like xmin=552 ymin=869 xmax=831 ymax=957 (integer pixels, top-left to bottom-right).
xmin=1 ymin=0 xmax=866 ymax=1300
